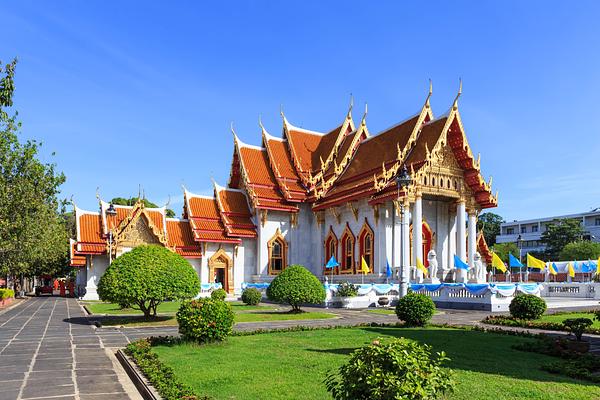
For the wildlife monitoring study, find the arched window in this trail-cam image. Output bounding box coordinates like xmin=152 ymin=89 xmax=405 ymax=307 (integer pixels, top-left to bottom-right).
xmin=268 ymin=229 xmax=287 ymax=275
xmin=359 ymin=219 xmax=374 ymax=273
xmin=340 ymin=224 xmax=355 ymax=273
xmin=324 ymin=227 xmax=338 ymax=273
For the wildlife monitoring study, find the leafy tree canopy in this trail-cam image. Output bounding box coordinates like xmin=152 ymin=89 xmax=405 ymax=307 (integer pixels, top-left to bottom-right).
xmin=97 ymin=245 xmax=200 ymax=317
xmin=0 ymin=58 xmax=69 ymax=283
xmin=541 ymin=218 xmax=585 ymax=260
xmin=559 ymin=241 xmax=600 ymax=261
xmin=110 ymin=197 xmax=175 ymax=218
xmin=477 ymin=212 xmax=504 ymax=246
xmin=491 ymin=242 xmax=519 ymax=264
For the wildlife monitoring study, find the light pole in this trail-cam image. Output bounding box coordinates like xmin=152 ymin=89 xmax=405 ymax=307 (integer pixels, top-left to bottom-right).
xmin=517 ymin=234 xmax=523 ymax=282
xmin=106 ymin=203 xmax=117 ymax=264
xmin=396 ymin=165 xmax=412 ymax=297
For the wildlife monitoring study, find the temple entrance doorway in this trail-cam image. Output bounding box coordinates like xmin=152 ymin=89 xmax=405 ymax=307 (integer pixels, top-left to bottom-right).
xmin=208 ymin=248 xmax=234 ymax=294
xmin=411 ymin=222 xmax=434 ymax=267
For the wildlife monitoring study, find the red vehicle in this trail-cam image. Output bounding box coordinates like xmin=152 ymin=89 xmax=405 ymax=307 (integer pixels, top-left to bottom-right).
xmin=35 ymin=275 xmax=54 ymax=296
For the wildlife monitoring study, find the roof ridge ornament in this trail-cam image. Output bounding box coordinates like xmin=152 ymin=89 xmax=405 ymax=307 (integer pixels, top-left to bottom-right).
xmin=347 ymin=93 xmax=354 ymax=118
xmin=452 ymin=78 xmax=462 ymax=111
xmin=425 ymin=79 xmax=433 ymax=108
xmin=361 ymin=102 xmax=368 ymax=126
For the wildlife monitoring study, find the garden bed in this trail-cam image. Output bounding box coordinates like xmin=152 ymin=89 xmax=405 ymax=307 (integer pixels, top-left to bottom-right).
xmin=482 ymin=311 xmax=600 ymax=335
xmin=147 ymin=326 xmax=600 ymax=400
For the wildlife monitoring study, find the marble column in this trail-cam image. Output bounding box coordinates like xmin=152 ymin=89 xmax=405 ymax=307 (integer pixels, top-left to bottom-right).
xmin=456 ymin=201 xmax=467 ymax=282
xmin=468 ymin=210 xmax=478 ymax=281
xmin=413 ymin=195 xmax=423 ymax=282
xmin=399 ymin=199 xmax=410 ymax=296
xmin=448 ymin=208 xmax=457 ymax=280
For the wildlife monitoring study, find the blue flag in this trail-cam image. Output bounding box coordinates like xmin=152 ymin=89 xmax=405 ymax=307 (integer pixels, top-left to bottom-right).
xmin=509 ymin=253 xmax=524 ymax=268
xmin=386 ymin=260 xmax=392 ymax=278
xmin=325 ymin=256 xmax=339 ymax=269
xmin=453 ymin=255 xmax=469 ymax=270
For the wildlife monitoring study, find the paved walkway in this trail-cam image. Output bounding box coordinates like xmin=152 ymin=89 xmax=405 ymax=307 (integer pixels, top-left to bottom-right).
xmin=0 ymin=297 xmax=140 ymax=400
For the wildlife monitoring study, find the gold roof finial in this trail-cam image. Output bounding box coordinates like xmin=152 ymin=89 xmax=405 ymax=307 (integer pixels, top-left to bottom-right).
xmin=425 ymin=79 xmax=433 ymax=107
xmin=230 ymin=121 xmax=239 ymax=145
xmin=258 ymin=114 xmax=265 ymax=132
xmin=347 ymin=93 xmax=354 ymax=118
xmin=361 ymin=102 xmax=368 ymax=126
xmin=95 ymin=187 xmax=101 ymax=201
xmin=164 ymin=195 xmax=171 ymax=209
xmin=452 ymin=78 xmax=462 ymax=111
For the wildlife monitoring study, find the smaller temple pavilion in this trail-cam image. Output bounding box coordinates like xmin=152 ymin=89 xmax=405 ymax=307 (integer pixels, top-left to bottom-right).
xmin=71 ymin=84 xmax=498 ymax=300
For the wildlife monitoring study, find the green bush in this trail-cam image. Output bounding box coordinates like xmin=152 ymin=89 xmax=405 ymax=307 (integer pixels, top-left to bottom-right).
xmin=336 ymin=282 xmax=359 ymax=297
xmin=559 ymin=241 xmax=600 ymax=261
xmin=176 ymin=298 xmax=234 ymax=343
xmin=211 ymin=288 xmax=227 ymax=301
xmin=324 ymin=337 xmax=454 ymax=400
xmin=563 ymin=318 xmax=593 ymax=341
xmin=0 ymin=288 xmax=15 ymax=300
xmin=266 ymin=265 xmax=325 ymax=312
xmin=97 ymin=245 xmax=200 ymax=318
xmin=509 ymin=294 xmax=547 ymax=320
xmin=241 ymin=288 xmax=262 ymax=305
xmin=125 ymin=339 xmax=211 ymax=399
xmin=395 ymin=292 xmax=436 ymax=326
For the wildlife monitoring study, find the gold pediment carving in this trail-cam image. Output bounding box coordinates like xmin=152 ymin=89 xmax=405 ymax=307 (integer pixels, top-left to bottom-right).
xmin=116 ymin=216 xmax=162 ymax=249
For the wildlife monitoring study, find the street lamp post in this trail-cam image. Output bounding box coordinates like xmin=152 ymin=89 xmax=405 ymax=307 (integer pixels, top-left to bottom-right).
xmin=106 ymin=203 xmax=117 ymax=264
xmin=517 ymin=234 xmax=523 ymax=282
xmin=396 ymin=165 xmax=412 ymax=297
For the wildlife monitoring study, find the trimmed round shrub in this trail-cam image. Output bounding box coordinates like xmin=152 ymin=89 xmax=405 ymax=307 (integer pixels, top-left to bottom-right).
xmin=324 ymin=337 xmax=455 ymax=400
xmin=509 ymin=294 xmax=547 ymax=320
xmin=563 ymin=318 xmax=593 ymax=341
xmin=266 ymin=265 xmax=326 ymax=312
xmin=176 ymin=298 xmax=234 ymax=343
xmin=241 ymin=288 xmax=262 ymax=306
xmin=336 ymin=282 xmax=359 ymax=297
xmin=97 ymin=245 xmax=200 ymax=318
xmin=211 ymin=288 xmax=227 ymax=301
xmin=395 ymin=292 xmax=436 ymax=326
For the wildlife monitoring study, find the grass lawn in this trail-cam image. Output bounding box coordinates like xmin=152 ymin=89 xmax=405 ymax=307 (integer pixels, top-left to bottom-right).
xmin=537 ymin=312 xmax=600 ymax=328
xmin=83 ymin=300 xmax=276 ymax=315
xmin=235 ymin=311 xmax=335 ymax=323
xmin=152 ymin=326 xmax=600 ymax=400
xmin=366 ymin=308 xmax=396 ymax=315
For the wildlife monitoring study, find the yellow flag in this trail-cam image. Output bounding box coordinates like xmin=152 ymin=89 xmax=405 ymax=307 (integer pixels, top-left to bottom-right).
xmin=548 ymin=263 xmax=557 ymax=276
xmin=597 ymin=257 xmax=600 ymax=275
xmin=416 ymin=257 xmax=428 ymax=276
xmin=527 ymin=253 xmax=546 ymax=270
xmin=567 ymin=262 xmax=575 ymax=278
xmin=491 ymin=252 xmax=507 ymax=273
xmin=360 ymin=256 xmax=370 ymax=275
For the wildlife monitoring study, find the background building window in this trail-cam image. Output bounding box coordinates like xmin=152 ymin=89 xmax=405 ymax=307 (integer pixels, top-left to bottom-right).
xmin=359 ymin=219 xmax=374 ymax=273
xmin=521 ymin=226 xmax=527 ymax=233
xmin=340 ymin=225 xmax=355 ymax=273
xmin=532 ymin=225 xmax=538 ymax=232
xmin=595 ymin=217 xmax=600 ymax=226
xmin=507 ymin=228 xmax=514 ymax=234
xmin=268 ymin=230 xmax=287 ymax=275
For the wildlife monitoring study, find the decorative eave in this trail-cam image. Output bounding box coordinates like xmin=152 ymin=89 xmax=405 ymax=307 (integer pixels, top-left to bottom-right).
xmin=213 ymin=180 xmax=257 ymax=238
xmin=313 ymin=104 xmax=369 ymax=200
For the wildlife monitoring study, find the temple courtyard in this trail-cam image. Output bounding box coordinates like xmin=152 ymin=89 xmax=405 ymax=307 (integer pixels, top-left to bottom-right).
xmin=1 ymin=296 xmax=600 ymax=400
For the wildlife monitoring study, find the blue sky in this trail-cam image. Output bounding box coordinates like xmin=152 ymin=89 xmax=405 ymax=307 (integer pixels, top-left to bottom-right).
xmin=2 ymin=1 xmax=600 ymax=221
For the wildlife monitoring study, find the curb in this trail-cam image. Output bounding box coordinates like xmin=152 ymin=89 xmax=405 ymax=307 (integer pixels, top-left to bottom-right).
xmin=116 ymin=349 xmax=161 ymax=400
xmin=0 ymin=297 xmax=28 ymax=316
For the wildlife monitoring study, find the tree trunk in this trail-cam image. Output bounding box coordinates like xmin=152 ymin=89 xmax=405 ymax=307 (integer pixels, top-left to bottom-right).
xmin=138 ymin=301 xmax=151 ymax=318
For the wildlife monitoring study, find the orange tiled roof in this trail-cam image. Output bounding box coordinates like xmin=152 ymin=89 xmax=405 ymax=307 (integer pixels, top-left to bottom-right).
xmin=285 ymin=123 xmax=342 ymax=174
xmin=69 ymin=239 xmax=86 ymax=267
xmin=234 ymin=140 xmax=298 ymax=212
xmin=76 ymin=211 xmax=106 ymax=254
xmin=166 ymin=219 xmax=202 ymax=258
xmin=185 ymin=192 xmax=241 ymax=244
xmin=262 ymin=131 xmax=307 ymax=202
xmin=313 ymin=114 xmax=423 ymax=209
xmin=214 ymin=185 xmax=256 ymax=237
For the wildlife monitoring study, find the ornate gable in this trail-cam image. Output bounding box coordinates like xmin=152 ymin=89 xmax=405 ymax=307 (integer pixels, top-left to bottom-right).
xmin=112 ymin=201 xmax=170 ymax=253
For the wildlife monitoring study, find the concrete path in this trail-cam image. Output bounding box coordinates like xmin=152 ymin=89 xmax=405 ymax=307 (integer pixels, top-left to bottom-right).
xmin=0 ymin=297 xmax=141 ymax=400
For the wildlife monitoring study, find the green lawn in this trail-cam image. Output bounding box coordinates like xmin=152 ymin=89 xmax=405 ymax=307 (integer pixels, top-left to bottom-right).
xmin=366 ymin=308 xmax=396 ymax=315
xmin=152 ymin=327 xmax=600 ymax=400
xmin=235 ymin=311 xmax=335 ymax=323
xmin=537 ymin=312 xmax=600 ymax=328
xmin=83 ymin=301 xmax=276 ymax=315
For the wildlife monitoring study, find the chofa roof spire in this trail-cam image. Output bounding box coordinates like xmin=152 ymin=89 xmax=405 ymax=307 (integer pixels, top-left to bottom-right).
xmin=452 ymin=78 xmax=462 ymax=111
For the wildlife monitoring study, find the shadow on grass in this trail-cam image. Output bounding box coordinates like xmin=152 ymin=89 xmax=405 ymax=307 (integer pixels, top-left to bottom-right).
xmin=333 ymin=326 xmax=600 ymax=387
xmin=67 ymin=315 xmax=177 ymax=327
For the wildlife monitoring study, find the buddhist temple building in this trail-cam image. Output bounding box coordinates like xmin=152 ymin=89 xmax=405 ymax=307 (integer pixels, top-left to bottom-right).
xmin=71 ymin=85 xmax=498 ymax=300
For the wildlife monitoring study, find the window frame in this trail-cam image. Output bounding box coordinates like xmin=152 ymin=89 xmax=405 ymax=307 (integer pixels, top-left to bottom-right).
xmin=267 ymin=229 xmax=288 ymax=275
xmin=340 ymin=224 xmax=355 ymax=274
xmin=358 ymin=218 xmax=374 ymax=274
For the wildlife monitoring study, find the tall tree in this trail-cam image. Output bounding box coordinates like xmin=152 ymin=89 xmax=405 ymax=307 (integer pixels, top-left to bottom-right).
xmin=491 ymin=242 xmax=519 ymax=264
xmin=0 ymin=59 xmax=69 ymax=287
xmin=110 ymin=196 xmax=176 ymax=218
xmin=477 ymin=212 xmax=504 ymax=246
xmin=541 ymin=218 xmax=585 ymax=260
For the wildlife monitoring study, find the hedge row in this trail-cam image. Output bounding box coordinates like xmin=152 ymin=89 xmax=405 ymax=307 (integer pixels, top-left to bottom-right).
xmin=482 ymin=315 xmax=600 ymax=335
xmin=0 ymin=289 xmax=15 ymax=300
xmin=125 ymin=339 xmax=211 ymax=400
